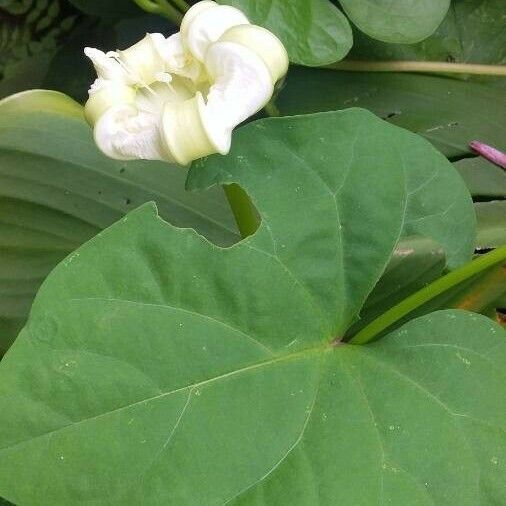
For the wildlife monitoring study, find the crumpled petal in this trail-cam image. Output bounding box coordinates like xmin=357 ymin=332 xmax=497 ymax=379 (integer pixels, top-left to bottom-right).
xmin=201 ymin=41 xmax=274 ymax=152
xmin=94 ymin=104 xmax=170 ymax=162
xmin=183 ymin=1 xmax=250 ymax=62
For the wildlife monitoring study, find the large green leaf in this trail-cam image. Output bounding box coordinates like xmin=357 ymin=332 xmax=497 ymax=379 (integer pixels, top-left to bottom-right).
xmin=0 ymin=110 xmax=491 ymax=505
xmin=339 ymin=0 xmax=450 ymax=44
xmin=278 ymin=66 xmax=506 ymax=158
xmin=219 ymin=0 xmax=352 ymax=66
xmin=0 ymin=90 xmax=237 ymax=353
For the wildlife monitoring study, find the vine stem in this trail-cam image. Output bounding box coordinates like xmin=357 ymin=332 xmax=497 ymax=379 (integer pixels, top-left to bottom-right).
xmin=350 ymin=245 xmax=506 ymax=345
xmin=223 ymin=184 xmax=259 ymax=238
xmin=133 ymin=0 xmax=183 ymax=24
xmin=225 ymin=99 xmax=282 ymax=238
xmin=328 ymin=60 xmax=506 ymax=77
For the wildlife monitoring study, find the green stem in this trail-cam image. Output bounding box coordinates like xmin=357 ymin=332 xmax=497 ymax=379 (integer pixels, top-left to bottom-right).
xmin=169 ymin=0 xmax=190 ymax=12
xmin=264 ymin=100 xmax=281 ymax=118
xmin=223 ymin=98 xmax=280 ymax=239
xmin=133 ymin=0 xmax=183 ymax=24
xmin=224 ymin=184 xmax=259 ymax=239
xmin=350 ymin=245 xmax=506 ymax=345
xmin=328 ymin=60 xmax=506 ymax=77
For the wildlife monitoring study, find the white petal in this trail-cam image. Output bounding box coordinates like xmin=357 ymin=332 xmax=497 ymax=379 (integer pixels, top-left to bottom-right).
xmin=94 ymin=104 xmax=173 ymax=162
xmin=219 ymin=24 xmax=289 ymax=83
xmin=118 ymin=33 xmax=167 ymax=86
xmin=202 ymin=41 xmax=273 ymax=153
xmin=162 ymin=93 xmax=218 ymax=166
xmin=180 ymin=0 xmax=217 ymax=44
xmin=158 ymin=33 xmax=206 ymax=83
xmin=85 ymin=81 xmax=136 ymax=126
xmin=161 ymin=40 xmax=273 ymax=164
xmin=184 ymin=3 xmax=250 ymax=62
xmin=84 ymin=48 xmax=130 ymax=83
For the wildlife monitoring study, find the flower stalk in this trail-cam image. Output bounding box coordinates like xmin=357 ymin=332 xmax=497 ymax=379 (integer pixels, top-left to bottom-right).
xmin=350 ymin=245 xmax=506 ymax=345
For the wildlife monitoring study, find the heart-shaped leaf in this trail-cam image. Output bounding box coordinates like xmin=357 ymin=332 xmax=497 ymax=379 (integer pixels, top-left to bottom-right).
xmin=340 ymin=0 xmax=450 ymax=44
xmin=219 ymin=0 xmax=353 ymax=66
xmin=0 ymin=110 xmax=497 ymax=506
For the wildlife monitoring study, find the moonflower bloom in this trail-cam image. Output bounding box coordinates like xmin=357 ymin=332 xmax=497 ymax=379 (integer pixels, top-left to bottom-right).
xmin=84 ymin=0 xmax=289 ymax=165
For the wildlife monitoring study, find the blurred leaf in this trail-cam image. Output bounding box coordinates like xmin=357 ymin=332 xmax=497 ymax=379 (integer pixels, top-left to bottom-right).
xmin=450 ymin=263 xmax=506 ymax=313
xmin=339 ymin=0 xmax=450 ymax=44
xmin=350 ymin=0 xmax=506 ymax=64
xmin=455 ymin=157 xmax=506 ymax=199
xmin=67 ymin=0 xmax=141 ymax=18
xmin=278 ymin=66 xmax=506 ymax=158
xmin=219 ymin=0 xmax=352 ymax=66
xmin=114 ymin=13 xmax=176 ymax=47
xmin=42 ymin=18 xmax=117 ymax=103
xmin=0 ymin=52 xmax=54 ymax=99
xmin=475 ymin=201 xmax=506 ymax=249
xmin=0 ymin=0 xmax=80 ymax=97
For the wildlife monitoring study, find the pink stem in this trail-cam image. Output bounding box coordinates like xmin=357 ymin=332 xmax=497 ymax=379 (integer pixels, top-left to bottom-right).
xmin=470 ymin=141 xmax=506 ymax=169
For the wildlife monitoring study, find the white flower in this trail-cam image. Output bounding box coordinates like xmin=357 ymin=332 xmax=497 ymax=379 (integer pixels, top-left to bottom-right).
xmin=84 ymin=0 xmax=288 ymax=165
